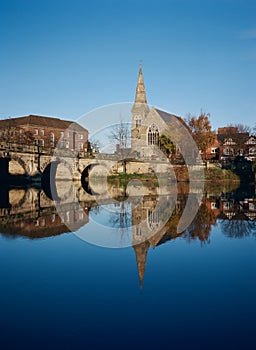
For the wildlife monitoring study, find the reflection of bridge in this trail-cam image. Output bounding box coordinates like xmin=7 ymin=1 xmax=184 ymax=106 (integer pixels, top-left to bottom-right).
xmin=0 ymin=182 xmax=255 ymax=287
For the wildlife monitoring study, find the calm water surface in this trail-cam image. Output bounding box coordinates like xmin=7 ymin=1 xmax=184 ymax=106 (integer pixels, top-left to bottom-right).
xmin=0 ymin=182 xmax=256 ymax=349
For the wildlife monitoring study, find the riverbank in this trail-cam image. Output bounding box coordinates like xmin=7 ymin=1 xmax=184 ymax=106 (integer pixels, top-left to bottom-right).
xmin=107 ymin=166 xmax=241 ymax=184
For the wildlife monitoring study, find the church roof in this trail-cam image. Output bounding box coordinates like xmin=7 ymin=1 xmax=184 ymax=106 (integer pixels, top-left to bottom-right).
xmin=154 ymin=108 xmax=191 ymax=132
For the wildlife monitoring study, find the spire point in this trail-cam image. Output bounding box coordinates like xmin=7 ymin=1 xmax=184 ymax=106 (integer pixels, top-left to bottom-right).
xmin=133 ymin=240 xmax=150 ymax=289
xmin=134 ymin=64 xmax=147 ymax=104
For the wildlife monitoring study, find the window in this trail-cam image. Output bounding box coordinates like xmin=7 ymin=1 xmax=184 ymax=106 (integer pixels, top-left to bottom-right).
xmin=66 ymin=132 xmax=70 ymax=138
xmin=223 ymin=201 xmax=233 ymax=210
xmin=50 ymin=132 xmax=54 ymax=142
xmin=211 ymin=202 xmax=217 ymax=209
xmin=34 ymin=139 xmax=38 ymax=145
xmin=60 ymin=140 xmax=64 ymax=148
xmin=147 ymin=123 xmax=159 ymax=145
xmin=249 ymin=203 xmax=255 ymax=210
xmin=135 ymin=226 xmax=142 ymax=238
xmin=223 ymin=148 xmax=234 ymax=155
xmin=60 ymin=131 xmax=64 ymax=139
xmin=147 ymin=209 xmax=159 ymax=231
xmin=40 ymin=130 xmax=44 ymax=136
xmin=20 ymin=129 xmax=24 ymax=134
xmin=79 ymin=134 xmax=84 ymax=140
xmin=78 ymin=142 xmax=83 ymax=150
xmin=249 ymin=148 xmax=256 ymax=155
xmin=34 ymin=129 xmax=38 ymax=135
xmin=211 ymin=147 xmax=218 ymax=154
xmin=39 ymin=139 xmax=44 ymax=146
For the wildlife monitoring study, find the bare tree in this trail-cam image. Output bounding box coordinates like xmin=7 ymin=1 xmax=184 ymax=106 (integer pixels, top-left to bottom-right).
xmin=88 ymin=138 xmax=101 ymax=153
xmin=227 ymin=123 xmax=252 ymax=134
xmin=221 ymin=219 xmax=256 ymax=238
xmin=108 ymin=120 xmax=131 ymax=149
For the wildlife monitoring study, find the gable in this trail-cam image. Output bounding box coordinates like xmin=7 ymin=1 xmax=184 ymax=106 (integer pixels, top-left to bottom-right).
xmin=245 ymin=136 xmax=256 ymax=145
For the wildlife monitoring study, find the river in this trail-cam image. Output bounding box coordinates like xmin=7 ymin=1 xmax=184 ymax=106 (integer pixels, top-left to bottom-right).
xmin=0 ymin=181 xmax=255 ymax=349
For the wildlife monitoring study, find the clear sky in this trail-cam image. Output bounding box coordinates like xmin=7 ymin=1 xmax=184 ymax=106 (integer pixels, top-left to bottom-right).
xmin=0 ymin=0 xmax=256 ymax=131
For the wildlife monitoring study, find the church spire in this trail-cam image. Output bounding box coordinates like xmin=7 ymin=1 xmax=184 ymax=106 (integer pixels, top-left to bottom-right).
xmin=135 ymin=64 xmax=147 ymax=104
xmin=133 ymin=240 xmax=150 ymax=289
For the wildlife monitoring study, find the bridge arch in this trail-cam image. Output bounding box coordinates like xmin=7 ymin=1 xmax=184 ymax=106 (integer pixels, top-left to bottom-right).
xmin=41 ymin=158 xmax=74 ymax=200
xmin=40 ymin=157 xmax=73 ymax=176
xmin=41 ymin=160 xmax=60 ymax=200
xmin=81 ymin=163 xmax=100 ymax=195
xmin=9 ymin=155 xmax=29 ymax=175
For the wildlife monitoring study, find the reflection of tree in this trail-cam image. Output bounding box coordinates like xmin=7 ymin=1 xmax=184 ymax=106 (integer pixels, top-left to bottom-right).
xmin=184 ymin=203 xmax=216 ymax=243
xmin=109 ymin=202 xmax=132 ymax=241
xmin=220 ymin=219 xmax=256 ymax=238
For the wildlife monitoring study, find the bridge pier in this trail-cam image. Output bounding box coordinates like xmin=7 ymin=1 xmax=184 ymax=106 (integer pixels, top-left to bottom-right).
xmin=0 ymin=157 xmax=11 ymax=179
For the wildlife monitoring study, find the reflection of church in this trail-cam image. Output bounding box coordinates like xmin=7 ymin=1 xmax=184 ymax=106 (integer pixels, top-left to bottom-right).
xmin=131 ymin=194 xmax=187 ymax=288
xmin=131 ymin=65 xmax=187 ymax=159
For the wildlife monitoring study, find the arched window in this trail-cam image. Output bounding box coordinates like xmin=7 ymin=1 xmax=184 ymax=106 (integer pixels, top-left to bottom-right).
xmin=147 ymin=123 xmax=159 ymax=145
xmin=147 ymin=209 xmax=159 ymax=231
xmin=135 ymin=115 xmax=141 ymax=127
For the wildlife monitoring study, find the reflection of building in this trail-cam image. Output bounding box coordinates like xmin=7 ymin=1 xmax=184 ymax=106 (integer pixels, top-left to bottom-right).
xmin=0 ymin=115 xmax=88 ymax=151
xmin=132 ymin=195 xmax=187 ymax=287
xmin=132 ymin=189 xmax=256 ymax=287
xmin=0 ymin=188 xmax=89 ymax=239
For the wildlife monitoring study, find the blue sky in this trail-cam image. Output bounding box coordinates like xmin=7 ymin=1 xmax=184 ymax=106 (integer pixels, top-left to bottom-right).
xmin=0 ymin=0 xmax=256 ymax=131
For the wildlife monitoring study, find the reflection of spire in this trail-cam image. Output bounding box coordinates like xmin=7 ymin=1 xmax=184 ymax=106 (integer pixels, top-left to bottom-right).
xmin=135 ymin=64 xmax=147 ymax=104
xmin=133 ymin=240 xmax=150 ymax=289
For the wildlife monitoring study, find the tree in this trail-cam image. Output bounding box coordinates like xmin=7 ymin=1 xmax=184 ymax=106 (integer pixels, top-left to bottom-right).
xmin=227 ymin=123 xmax=252 ymax=134
xmin=108 ymin=120 xmax=131 ymax=149
xmin=88 ymin=138 xmax=101 ymax=153
xmin=186 ymin=112 xmax=216 ymax=160
xmin=159 ymin=134 xmax=176 ymax=158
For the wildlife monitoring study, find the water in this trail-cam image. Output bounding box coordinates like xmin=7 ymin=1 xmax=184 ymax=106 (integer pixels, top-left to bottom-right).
xmin=0 ymin=182 xmax=256 ymax=349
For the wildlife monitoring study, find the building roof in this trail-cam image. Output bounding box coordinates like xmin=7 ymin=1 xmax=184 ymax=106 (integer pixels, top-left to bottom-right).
xmin=218 ymin=127 xmax=238 ymax=135
xmin=0 ymin=115 xmax=88 ymax=133
xmin=154 ymin=108 xmax=191 ymax=132
xmin=217 ymin=132 xmax=249 ymax=145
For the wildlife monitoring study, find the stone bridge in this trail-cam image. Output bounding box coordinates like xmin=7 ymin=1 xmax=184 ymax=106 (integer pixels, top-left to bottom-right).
xmin=0 ymin=142 xmax=119 ymax=181
xmin=0 ymin=142 xmax=176 ymax=184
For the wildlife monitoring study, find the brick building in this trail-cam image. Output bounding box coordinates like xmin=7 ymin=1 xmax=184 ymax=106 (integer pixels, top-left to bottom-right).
xmin=0 ymin=115 xmax=88 ymax=151
xmin=205 ymin=126 xmax=256 ymax=161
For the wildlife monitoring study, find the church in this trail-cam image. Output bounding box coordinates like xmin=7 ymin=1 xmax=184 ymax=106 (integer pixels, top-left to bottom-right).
xmin=131 ymin=65 xmax=190 ymax=160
